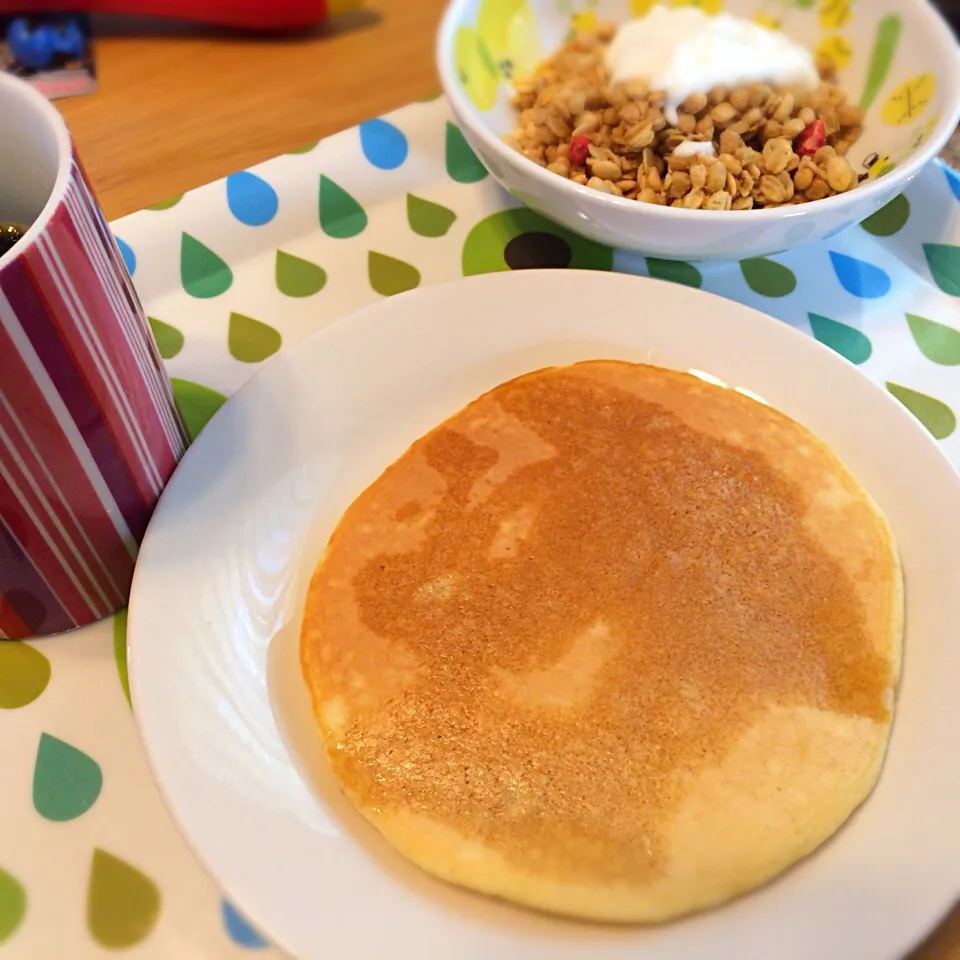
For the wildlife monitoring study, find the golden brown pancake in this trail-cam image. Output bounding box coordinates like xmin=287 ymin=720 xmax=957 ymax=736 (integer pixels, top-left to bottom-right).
xmin=299 ymin=360 xmax=902 ymax=923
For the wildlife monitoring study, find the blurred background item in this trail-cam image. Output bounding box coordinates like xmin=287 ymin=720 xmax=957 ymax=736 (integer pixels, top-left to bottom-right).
xmin=3 ymin=0 xmax=362 ymax=31
xmin=1 ymin=14 xmax=96 ymax=98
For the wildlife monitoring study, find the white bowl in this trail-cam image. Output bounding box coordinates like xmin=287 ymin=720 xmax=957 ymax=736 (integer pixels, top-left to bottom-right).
xmin=437 ymin=0 xmax=960 ymax=260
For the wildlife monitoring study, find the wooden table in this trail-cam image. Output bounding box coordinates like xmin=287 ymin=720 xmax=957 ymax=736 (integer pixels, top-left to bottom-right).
xmin=55 ymin=4 xmax=960 ymax=956
xmin=59 ymin=1 xmax=449 ymax=220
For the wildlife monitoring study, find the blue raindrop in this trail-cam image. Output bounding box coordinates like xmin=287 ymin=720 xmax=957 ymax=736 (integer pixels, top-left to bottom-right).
xmin=829 ymin=251 xmax=892 ymax=299
xmin=359 ymin=118 xmax=409 ymax=170
xmin=226 ymin=172 xmax=279 ymax=227
xmin=114 ymin=236 xmax=136 ymax=276
xmin=221 ymin=900 xmax=269 ymax=949
xmin=945 ymin=165 xmax=960 ymax=203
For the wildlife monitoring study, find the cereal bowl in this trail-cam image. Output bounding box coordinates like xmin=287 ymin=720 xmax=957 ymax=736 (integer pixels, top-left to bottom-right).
xmin=437 ymin=0 xmax=960 ymax=260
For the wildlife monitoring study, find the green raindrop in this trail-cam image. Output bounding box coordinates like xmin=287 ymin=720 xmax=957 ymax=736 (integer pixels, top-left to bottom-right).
xmin=0 ymin=868 xmax=26 ymax=945
xmin=170 ymin=378 xmax=228 ymax=442
xmin=368 ymin=252 xmax=421 ymax=297
xmin=906 ymin=313 xmax=960 ymax=365
xmin=808 ymin=313 xmax=873 ymax=365
xmin=740 ymin=257 xmax=797 ymax=298
xmin=407 ymin=194 xmax=457 ymax=238
xmin=860 ymin=194 xmax=910 ymax=237
xmin=113 ymin=609 xmax=130 ymax=708
xmin=228 ymin=313 xmax=282 ymax=363
xmin=148 ymin=317 xmax=184 ymax=360
xmin=0 ymin=642 xmax=50 ymax=709
xmin=288 ymin=141 xmax=318 ymax=155
xmin=446 ymin=122 xmax=489 ymax=184
xmin=319 ymin=175 xmax=367 ymax=239
xmin=646 ymin=258 xmax=703 ymax=289
xmin=276 ymin=251 xmax=327 ymax=297
xmin=33 ymin=733 xmax=103 ymax=822
xmin=923 ymin=243 xmax=960 ymax=297
xmin=887 ymin=383 xmax=957 ymax=439
xmin=180 ymin=234 xmax=233 ymax=299
xmin=87 ymin=849 xmax=161 ymax=949
xmin=147 ymin=195 xmax=182 ymax=211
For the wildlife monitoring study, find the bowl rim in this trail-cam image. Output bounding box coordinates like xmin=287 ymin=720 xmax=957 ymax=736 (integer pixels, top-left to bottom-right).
xmin=436 ymin=0 xmax=960 ymax=224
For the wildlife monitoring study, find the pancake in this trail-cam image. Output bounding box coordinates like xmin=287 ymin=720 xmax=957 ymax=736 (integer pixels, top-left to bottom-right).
xmin=299 ymin=360 xmax=902 ymax=924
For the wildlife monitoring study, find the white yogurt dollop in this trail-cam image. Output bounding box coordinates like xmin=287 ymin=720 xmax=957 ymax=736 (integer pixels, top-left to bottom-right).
xmin=605 ymin=7 xmax=820 ymax=124
xmin=673 ymin=140 xmax=717 ymax=159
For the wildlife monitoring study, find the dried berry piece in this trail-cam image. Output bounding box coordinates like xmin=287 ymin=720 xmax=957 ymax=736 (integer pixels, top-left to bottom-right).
xmin=795 ymin=119 xmax=827 ymax=158
xmin=569 ymin=136 xmax=591 ymax=167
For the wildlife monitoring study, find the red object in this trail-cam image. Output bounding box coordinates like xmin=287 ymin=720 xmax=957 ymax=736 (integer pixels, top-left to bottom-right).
xmin=5 ymin=0 xmax=357 ymax=31
xmin=795 ymin=119 xmax=827 ymax=158
xmin=569 ymin=136 xmax=590 ymax=167
xmin=0 ymin=77 xmax=187 ymax=638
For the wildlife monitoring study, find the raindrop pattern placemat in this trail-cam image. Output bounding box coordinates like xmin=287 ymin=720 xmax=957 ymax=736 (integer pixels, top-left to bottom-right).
xmin=2 ymin=94 xmax=960 ymax=958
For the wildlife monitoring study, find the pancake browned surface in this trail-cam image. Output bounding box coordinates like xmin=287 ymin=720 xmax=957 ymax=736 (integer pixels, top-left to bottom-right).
xmin=299 ymin=360 xmax=902 ymax=923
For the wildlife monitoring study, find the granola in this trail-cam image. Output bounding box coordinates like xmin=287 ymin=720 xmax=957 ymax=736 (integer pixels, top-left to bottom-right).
xmin=506 ymin=23 xmax=864 ymax=211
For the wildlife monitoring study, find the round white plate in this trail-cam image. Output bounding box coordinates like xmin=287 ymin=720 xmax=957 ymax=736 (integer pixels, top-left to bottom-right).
xmin=128 ymin=270 xmax=960 ymax=960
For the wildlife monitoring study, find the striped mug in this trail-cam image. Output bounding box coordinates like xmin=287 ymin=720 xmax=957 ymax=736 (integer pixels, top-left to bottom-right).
xmin=0 ymin=72 xmax=188 ymax=640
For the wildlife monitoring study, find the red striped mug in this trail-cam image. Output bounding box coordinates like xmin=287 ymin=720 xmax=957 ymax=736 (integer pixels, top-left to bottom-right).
xmin=0 ymin=73 xmax=188 ymax=639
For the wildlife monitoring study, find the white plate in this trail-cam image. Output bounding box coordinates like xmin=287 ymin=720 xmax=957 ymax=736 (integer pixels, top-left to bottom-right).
xmin=127 ymin=270 xmax=960 ymax=960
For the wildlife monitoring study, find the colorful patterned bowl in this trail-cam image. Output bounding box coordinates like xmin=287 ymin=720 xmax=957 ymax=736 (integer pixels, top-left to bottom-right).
xmin=437 ymin=0 xmax=960 ymax=260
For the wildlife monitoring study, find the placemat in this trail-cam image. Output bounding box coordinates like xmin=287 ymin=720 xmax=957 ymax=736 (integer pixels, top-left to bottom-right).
xmin=2 ymin=94 xmax=959 ymax=958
